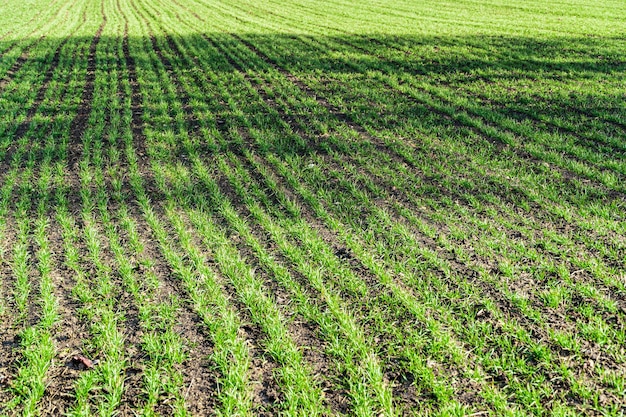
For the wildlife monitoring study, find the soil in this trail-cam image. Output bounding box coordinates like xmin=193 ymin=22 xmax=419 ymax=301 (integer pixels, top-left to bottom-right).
xmin=1 ymin=0 xmax=625 ymax=415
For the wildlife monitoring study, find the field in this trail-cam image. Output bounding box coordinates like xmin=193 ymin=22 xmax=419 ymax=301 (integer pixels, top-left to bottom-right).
xmin=0 ymin=0 xmax=625 ymax=415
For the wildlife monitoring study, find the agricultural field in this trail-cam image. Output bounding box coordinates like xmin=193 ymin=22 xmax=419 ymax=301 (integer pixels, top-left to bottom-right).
xmin=0 ymin=0 xmax=625 ymax=415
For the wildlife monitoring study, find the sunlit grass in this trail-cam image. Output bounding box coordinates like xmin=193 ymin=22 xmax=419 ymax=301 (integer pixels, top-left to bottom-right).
xmin=0 ymin=0 xmax=624 ymax=415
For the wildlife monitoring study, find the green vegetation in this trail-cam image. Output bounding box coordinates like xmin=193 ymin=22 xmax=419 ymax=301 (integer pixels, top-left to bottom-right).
xmin=0 ymin=0 xmax=624 ymax=415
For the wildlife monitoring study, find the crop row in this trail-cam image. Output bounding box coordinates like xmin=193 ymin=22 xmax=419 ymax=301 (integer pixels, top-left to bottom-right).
xmin=0 ymin=0 xmax=624 ymax=415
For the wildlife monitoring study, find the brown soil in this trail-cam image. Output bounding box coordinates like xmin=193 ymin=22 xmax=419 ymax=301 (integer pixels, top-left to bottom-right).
xmin=37 ymin=221 xmax=92 ymax=415
xmin=0 ymin=218 xmax=22 ymax=412
xmin=67 ymin=13 xmax=107 ymax=170
xmin=13 ymin=27 xmax=78 ymax=142
xmin=174 ymin=206 xmax=287 ymax=414
xmin=205 ymin=171 xmax=352 ymax=412
xmin=198 ymin=31 xmax=623 ymax=383
xmin=1 ymin=0 xmax=624 ymax=415
xmin=123 ymin=205 xmax=220 ymax=414
xmin=224 ymin=34 xmax=626 ymax=324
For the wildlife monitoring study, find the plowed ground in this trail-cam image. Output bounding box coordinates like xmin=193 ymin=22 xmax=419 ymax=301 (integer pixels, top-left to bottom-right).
xmin=0 ymin=0 xmax=625 ymax=415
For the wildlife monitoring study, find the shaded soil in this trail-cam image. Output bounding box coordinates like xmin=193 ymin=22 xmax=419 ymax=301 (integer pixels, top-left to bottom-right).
xmin=1 ymin=0 xmax=625 ymax=415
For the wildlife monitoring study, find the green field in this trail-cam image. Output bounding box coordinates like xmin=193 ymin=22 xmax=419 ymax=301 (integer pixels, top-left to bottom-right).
xmin=0 ymin=0 xmax=625 ymax=415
